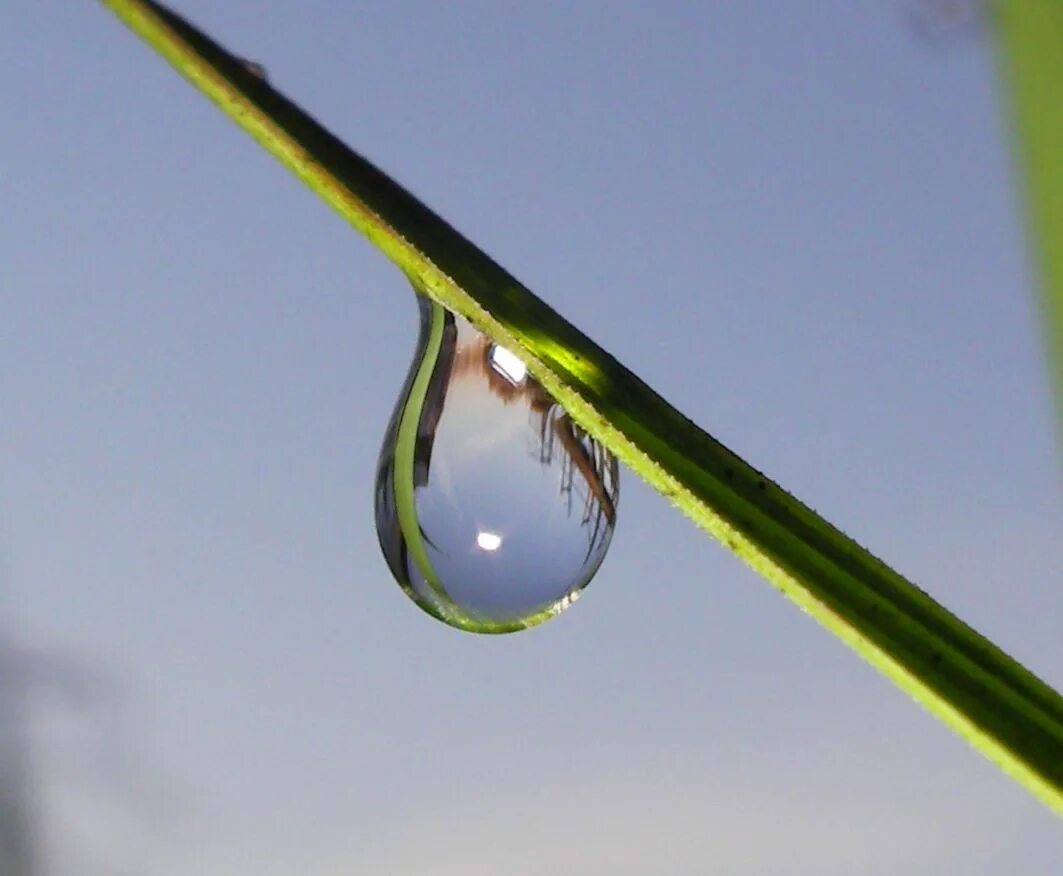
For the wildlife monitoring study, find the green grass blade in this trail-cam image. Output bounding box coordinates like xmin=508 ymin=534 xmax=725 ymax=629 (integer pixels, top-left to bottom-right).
xmin=994 ymin=0 xmax=1063 ymax=448
xmin=97 ymin=0 xmax=1063 ymax=815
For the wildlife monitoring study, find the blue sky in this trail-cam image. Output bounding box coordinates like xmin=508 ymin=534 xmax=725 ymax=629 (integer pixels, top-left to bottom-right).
xmin=2 ymin=2 xmax=1061 ymax=873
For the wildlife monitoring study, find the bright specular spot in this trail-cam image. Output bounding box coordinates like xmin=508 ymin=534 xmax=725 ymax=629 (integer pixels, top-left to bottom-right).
xmin=488 ymin=344 xmax=528 ymax=384
xmin=476 ymin=530 xmax=503 ymax=552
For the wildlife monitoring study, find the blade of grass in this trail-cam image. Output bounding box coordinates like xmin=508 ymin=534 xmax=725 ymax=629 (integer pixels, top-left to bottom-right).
xmin=994 ymin=0 xmax=1063 ymax=449
xmin=97 ymin=0 xmax=1063 ymax=815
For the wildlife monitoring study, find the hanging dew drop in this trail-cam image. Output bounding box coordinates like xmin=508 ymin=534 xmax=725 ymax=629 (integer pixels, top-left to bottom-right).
xmin=240 ymin=58 xmax=269 ymax=81
xmin=375 ymin=287 xmax=620 ymax=633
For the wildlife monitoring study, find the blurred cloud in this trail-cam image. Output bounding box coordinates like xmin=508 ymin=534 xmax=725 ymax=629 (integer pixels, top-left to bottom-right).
xmin=907 ymin=0 xmax=984 ymax=40
xmin=0 ymin=634 xmax=168 ymax=876
xmin=0 ymin=637 xmax=38 ymax=876
xmin=0 ymin=638 xmax=119 ymax=713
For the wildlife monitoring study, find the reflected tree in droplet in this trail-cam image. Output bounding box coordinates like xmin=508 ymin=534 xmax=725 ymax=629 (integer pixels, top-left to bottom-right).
xmin=375 ymin=288 xmax=619 ymax=633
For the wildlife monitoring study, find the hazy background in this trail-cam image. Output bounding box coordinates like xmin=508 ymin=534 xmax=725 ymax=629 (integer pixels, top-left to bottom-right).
xmin=2 ymin=2 xmax=1061 ymax=873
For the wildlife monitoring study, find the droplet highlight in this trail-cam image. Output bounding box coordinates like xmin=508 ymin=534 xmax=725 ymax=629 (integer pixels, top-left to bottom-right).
xmin=375 ymin=289 xmax=619 ymax=633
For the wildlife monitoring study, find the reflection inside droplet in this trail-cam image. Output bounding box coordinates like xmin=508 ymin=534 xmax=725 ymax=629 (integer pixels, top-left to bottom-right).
xmin=374 ymin=287 xmax=620 ymax=633
xmin=488 ymin=344 xmax=528 ymax=384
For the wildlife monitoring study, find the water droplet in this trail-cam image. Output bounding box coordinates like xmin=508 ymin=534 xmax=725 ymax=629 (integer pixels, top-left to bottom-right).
xmin=375 ymin=289 xmax=620 ymax=633
xmin=240 ymin=58 xmax=269 ymax=81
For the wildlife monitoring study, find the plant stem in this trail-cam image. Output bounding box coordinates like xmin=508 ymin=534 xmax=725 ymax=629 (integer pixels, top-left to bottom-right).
xmin=993 ymin=0 xmax=1063 ymax=451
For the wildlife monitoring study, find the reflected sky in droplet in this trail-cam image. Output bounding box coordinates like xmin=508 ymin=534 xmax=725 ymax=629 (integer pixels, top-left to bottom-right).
xmin=375 ymin=291 xmax=619 ymax=633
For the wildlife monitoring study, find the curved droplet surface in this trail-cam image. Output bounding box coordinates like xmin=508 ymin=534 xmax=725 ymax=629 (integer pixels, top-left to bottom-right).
xmin=240 ymin=58 xmax=269 ymax=81
xmin=375 ymin=290 xmax=619 ymax=633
